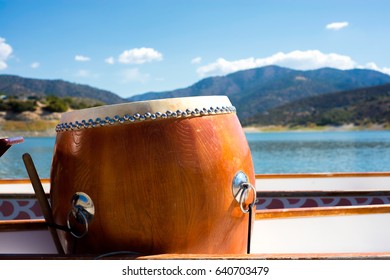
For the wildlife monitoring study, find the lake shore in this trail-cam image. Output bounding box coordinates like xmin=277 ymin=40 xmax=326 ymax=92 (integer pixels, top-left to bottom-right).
xmin=1 ymin=120 xmax=389 ymax=138
xmin=0 ymin=120 xmax=57 ymax=138
xmin=243 ymin=123 xmax=390 ymax=133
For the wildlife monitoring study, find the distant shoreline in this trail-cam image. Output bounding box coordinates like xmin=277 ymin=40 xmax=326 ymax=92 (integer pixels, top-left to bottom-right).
xmin=0 ymin=128 xmax=57 ymax=138
xmin=1 ymin=120 xmax=389 ymax=138
xmin=0 ymin=120 xmax=58 ymax=138
xmin=243 ymin=123 xmax=390 ymax=133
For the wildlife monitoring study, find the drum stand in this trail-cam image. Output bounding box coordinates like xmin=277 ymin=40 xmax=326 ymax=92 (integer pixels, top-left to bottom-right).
xmin=22 ymin=153 xmax=65 ymax=255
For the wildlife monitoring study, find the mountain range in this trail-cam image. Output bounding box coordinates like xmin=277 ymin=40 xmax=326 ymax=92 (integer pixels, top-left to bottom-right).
xmin=1 ymin=65 xmax=390 ymax=126
xmin=0 ymin=74 xmax=124 ymax=104
xmin=127 ymin=66 xmax=390 ymax=121
xmin=244 ymin=82 xmax=390 ymax=127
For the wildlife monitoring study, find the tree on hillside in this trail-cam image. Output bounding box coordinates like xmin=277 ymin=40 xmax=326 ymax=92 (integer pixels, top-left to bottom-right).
xmin=44 ymin=96 xmax=68 ymax=112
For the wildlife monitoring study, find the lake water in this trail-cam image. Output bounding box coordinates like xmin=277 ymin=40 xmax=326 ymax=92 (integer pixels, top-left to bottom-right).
xmin=1 ymin=130 xmax=390 ymax=179
xmin=247 ymin=130 xmax=390 ymax=174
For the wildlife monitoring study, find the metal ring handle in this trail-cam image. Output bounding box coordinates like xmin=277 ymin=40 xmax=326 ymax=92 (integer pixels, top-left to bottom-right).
xmin=239 ymin=183 xmax=257 ymax=213
xmin=66 ymin=209 xmax=89 ymax=239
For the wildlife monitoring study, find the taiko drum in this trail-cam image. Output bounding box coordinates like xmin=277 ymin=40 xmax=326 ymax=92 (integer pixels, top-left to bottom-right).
xmin=50 ymin=96 xmax=255 ymax=255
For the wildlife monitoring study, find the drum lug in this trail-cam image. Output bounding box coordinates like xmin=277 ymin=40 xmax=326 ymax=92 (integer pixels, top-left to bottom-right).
xmin=232 ymin=171 xmax=249 ymax=202
xmin=67 ymin=192 xmax=95 ymax=238
xmin=232 ymin=171 xmax=256 ymax=213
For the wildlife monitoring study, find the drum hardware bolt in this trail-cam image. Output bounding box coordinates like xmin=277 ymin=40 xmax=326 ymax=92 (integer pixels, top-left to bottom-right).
xmin=105 ymin=117 xmax=115 ymax=125
xmin=232 ymin=171 xmax=256 ymax=214
xmin=81 ymin=120 xmax=89 ymax=128
xmin=55 ymin=105 xmax=237 ymax=132
xmin=88 ymin=119 xmax=95 ymax=128
xmin=66 ymin=192 xmax=95 ymax=239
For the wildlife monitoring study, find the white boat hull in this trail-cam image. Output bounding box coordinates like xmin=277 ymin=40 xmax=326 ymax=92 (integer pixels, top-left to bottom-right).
xmin=252 ymin=213 xmax=390 ymax=254
xmin=1 ymin=173 xmax=390 ymax=256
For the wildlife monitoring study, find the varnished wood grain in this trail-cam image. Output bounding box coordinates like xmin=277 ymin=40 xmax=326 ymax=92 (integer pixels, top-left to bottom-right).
xmin=257 ymin=190 xmax=390 ymax=197
xmin=0 ymin=219 xmax=47 ymax=231
xmin=134 ymin=252 xmax=390 ymax=260
xmin=50 ymin=113 xmax=255 ymax=255
xmin=255 ymin=204 xmax=390 ymax=220
xmin=1 ymin=252 xmax=390 ymax=260
xmin=0 ymin=178 xmax=50 ymax=185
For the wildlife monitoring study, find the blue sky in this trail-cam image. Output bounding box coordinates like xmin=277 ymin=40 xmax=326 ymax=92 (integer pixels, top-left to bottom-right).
xmin=1 ymin=0 xmax=390 ymax=98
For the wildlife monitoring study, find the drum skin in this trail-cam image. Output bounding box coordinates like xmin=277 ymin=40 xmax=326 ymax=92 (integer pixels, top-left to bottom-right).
xmin=50 ymin=108 xmax=255 ymax=255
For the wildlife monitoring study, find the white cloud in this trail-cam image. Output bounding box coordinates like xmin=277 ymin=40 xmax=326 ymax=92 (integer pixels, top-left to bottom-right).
xmin=191 ymin=57 xmax=202 ymax=64
xmin=31 ymin=62 xmax=40 ymax=69
xmin=105 ymin=56 xmax=115 ymax=64
xmin=363 ymin=62 xmax=390 ymax=75
xmin=196 ymin=50 xmax=357 ymax=77
xmin=326 ymin=21 xmax=349 ymax=31
xmin=121 ymin=68 xmax=150 ymax=83
xmin=0 ymin=37 xmax=12 ymax=70
xmin=118 ymin=47 xmax=162 ymax=64
xmin=75 ymin=55 xmax=91 ymax=62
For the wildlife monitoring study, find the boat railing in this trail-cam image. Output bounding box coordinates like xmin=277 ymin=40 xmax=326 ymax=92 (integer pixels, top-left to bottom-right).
xmin=1 ymin=172 xmax=390 ymax=231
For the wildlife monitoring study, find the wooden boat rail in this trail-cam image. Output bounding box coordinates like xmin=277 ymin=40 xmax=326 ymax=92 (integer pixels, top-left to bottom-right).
xmin=2 ymin=172 xmax=390 ymax=259
xmin=1 ymin=204 xmax=390 ymax=230
xmin=3 ymin=202 xmax=390 ymax=232
xmin=2 ymin=172 xmax=390 ymax=226
xmin=256 ymin=204 xmax=390 ymax=219
xmin=0 ymin=219 xmax=46 ymax=231
xmin=1 ymin=252 xmax=390 ymax=260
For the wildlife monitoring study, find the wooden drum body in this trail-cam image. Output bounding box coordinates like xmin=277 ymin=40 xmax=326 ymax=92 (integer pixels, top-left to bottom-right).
xmin=50 ymin=96 xmax=255 ymax=255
